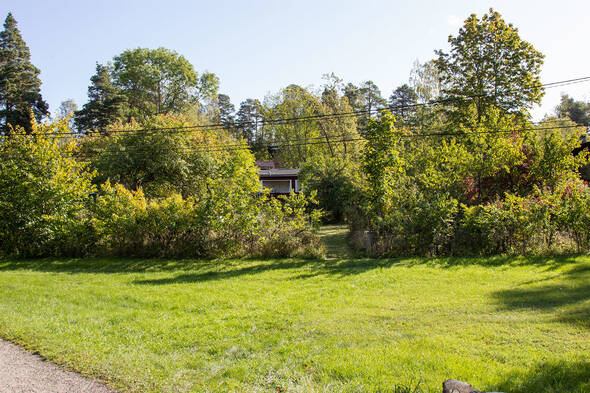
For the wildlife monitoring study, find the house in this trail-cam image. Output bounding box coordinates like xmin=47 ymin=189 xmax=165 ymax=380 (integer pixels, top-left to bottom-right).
xmin=256 ymin=161 xmax=301 ymax=195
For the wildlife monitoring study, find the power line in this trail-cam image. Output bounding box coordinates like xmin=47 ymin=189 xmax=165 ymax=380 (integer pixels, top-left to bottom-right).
xmin=70 ymin=122 xmax=585 ymax=158
xmin=543 ymin=76 xmax=590 ymax=88
xmin=8 ymin=76 xmax=590 ymax=138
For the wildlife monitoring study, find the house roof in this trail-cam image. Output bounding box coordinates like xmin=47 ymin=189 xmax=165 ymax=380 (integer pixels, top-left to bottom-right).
xmin=258 ymin=168 xmax=300 ymax=177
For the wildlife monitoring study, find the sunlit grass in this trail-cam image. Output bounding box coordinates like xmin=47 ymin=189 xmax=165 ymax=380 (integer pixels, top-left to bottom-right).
xmin=0 ymin=254 xmax=588 ymax=392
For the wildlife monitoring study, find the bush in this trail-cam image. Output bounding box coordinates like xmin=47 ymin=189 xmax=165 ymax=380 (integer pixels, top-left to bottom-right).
xmin=252 ymin=192 xmax=323 ymax=258
xmin=299 ymin=156 xmax=363 ymax=224
xmin=370 ymin=186 xmax=458 ymax=256
xmin=0 ymin=117 xmax=323 ymax=259
xmin=357 ymin=109 xmax=590 ymax=257
xmin=0 ymin=120 xmax=96 ymax=257
xmin=459 ymin=180 xmax=590 ymax=255
xmin=88 ymin=183 xmax=322 ymax=258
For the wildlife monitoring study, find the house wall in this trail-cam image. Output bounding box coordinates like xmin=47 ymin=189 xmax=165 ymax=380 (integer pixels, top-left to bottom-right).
xmin=259 ymin=176 xmax=300 ymax=194
xmin=261 ymin=180 xmax=291 ymax=194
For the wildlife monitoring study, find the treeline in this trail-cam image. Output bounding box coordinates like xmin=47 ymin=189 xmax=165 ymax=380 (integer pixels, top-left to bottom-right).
xmin=0 ymin=117 xmax=323 ymax=258
xmin=1 ymin=9 xmax=590 ymax=258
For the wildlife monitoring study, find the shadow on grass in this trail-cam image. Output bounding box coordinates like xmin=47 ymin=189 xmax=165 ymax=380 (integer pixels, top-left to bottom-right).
xmin=492 ymin=260 xmax=590 ymax=329
xmin=0 ymin=257 xmax=220 ymax=273
xmin=0 ymin=254 xmax=584 ymax=276
xmin=491 ymin=361 xmax=590 ymax=393
xmin=0 ymin=254 xmax=585 ymax=285
xmin=133 ymin=259 xmax=315 ymax=285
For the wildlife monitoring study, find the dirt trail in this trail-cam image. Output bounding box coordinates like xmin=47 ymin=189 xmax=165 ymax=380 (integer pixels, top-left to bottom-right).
xmin=0 ymin=339 xmax=115 ymax=393
xmin=318 ymin=224 xmax=353 ymax=259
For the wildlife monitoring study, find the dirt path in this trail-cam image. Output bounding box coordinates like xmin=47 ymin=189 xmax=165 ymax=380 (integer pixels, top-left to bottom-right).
xmin=0 ymin=339 xmax=115 ymax=393
xmin=318 ymin=224 xmax=353 ymax=259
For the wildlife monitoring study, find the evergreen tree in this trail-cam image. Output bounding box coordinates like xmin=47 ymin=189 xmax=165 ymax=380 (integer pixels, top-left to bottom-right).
xmin=388 ymin=84 xmax=418 ymax=120
xmin=0 ymin=13 xmax=48 ymax=134
xmin=555 ymin=94 xmax=590 ymax=125
xmin=236 ymin=98 xmax=263 ymax=145
xmin=74 ymin=63 xmax=127 ymax=133
xmin=216 ymin=93 xmax=235 ymax=130
xmin=344 ymin=81 xmax=386 ymax=133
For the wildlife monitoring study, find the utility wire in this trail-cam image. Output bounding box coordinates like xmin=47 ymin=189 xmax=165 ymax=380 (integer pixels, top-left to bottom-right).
xmin=70 ymin=123 xmax=585 ymax=158
xmin=8 ymin=76 xmax=590 ymax=138
xmin=70 ymin=119 xmax=585 ymax=154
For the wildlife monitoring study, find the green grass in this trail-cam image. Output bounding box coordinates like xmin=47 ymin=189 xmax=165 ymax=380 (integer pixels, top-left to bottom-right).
xmin=0 ymin=252 xmax=589 ymax=392
xmin=317 ymin=225 xmax=354 ymax=259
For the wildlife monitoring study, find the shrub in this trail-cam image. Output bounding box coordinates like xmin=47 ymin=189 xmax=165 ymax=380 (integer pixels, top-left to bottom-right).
xmin=370 ymin=186 xmax=458 ymax=256
xmin=459 ymin=180 xmax=590 ymax=255
xmin=0 ymin=120 xmax=96 ymax=257
xmin=0 ymin=117 xmax=323 ymax=259
xmin=299 ymin=156 xmax=363 ymax=224
xmin=253 ymin=192 xmax=323 ymax=258
xmin=88 ymin=183 xmax=323 ymax=258
xmin=357 ymin=108 xmax=590 ymax=257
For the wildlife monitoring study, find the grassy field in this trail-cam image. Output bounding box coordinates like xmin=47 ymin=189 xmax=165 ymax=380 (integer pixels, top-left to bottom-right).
xmin=0 ymin=234 xmax=589 ymax=392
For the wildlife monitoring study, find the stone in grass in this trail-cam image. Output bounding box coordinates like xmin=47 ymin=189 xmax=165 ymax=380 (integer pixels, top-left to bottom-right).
xmin=442 ymin=379 xmax=484 ymax=393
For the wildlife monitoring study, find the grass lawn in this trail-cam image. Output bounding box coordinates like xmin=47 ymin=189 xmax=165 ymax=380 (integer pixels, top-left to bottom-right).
xmin=0 ymin=245 xmax=589 ymax=392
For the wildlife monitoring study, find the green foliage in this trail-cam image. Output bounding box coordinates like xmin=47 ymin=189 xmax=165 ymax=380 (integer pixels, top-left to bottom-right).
xmin=435 ymin=8 xmax=544 ymax=121
xmin=0 ymin=13 xmax=48 ymax=133
xmin=300 ymin=156 xmax=363 ymax=223
xmin=555 ymin=94 xmax=590 ymax=125
xmin=260 ymin=84 xmax=360 ymax=167
xmin=460 ymin=179 xmax=590 ymax=255
xmin=0 ymin=116 xmax=321 ymax=259
xmin=358 ymin=108 xmax=589 ymax=256
xmin=362 ymin=112 xmax=409 ymax=215
xmin=74 ymin=63 xmax=128 ymax=133
xmin=76 ymin=48 xmax=219 ymax=128
xmin=409 ymin=60 xmax=441 ymax=103
xmin=343 ymin=80 xmax=386 ymax=132
xmin=80 ymin=114 xmax=258 ymax=198
xmin=214 ymin=93 xmax=235 ymax=130
xmin=0 ymin=119 xmax=95 ymax=257
xmin=253 ymin=192 xmax=324 ymax=258
xmin=112 ymin=47 xmax=217 ymax=119
xmin=235 ymin=98 xmax=263 ymax=146
xmin=87 ymin=183 xmax=321 ymax=258
xmin=388 ymin=84 xmax=418 ymax=122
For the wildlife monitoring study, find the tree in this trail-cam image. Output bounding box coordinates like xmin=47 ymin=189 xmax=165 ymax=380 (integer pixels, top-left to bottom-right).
xmin=74 ymin=63 xmax=128 ymax=133
xmin=216 ymin=93 xmax=235 ymax=131
xmin=388 ymin=84 xmax=418 ymax=120
xmin=0 ymin=13 xmax=48 ymax=134
xmin=409 ymin=60 xmax=441 ymax=103
xmin=344 ymin=81 xmax=386 ymax=132
xmin=235 ymin=98 xmax=263 ymax=146
xmin=435 ymin=8 xmax=544 ymax=121
xmin=57 ymin=99 xmax=77 ymax=119
xmin=111 ymin=47 xmax=217 ymax=119
xmin=79 ymin=114 xmax=256 ymax=199
xmin=555 ymin=94 xmax=590 ymax=125
xmin=56 ymin=99 xmax=78 ymax=130
xmin=0 ymin=119 xmax=95 ymax=256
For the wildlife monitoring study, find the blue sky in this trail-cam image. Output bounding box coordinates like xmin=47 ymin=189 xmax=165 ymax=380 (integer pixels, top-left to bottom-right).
xmin=2 ymin=0 xmax=589 ymax=120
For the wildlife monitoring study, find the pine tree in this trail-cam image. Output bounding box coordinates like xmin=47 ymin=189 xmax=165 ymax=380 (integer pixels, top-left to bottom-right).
xmin=74 ymin=63 xmax=127 ymax=133
xmin=0 ymin=13 xmax=48 ymax=134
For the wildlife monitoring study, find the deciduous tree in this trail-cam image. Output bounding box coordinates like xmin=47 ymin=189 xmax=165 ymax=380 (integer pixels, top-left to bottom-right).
xmin=111 ymin=47 xmax=217 ymax=119
xmin=435 ymin=9 xmax=544 ymax=121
